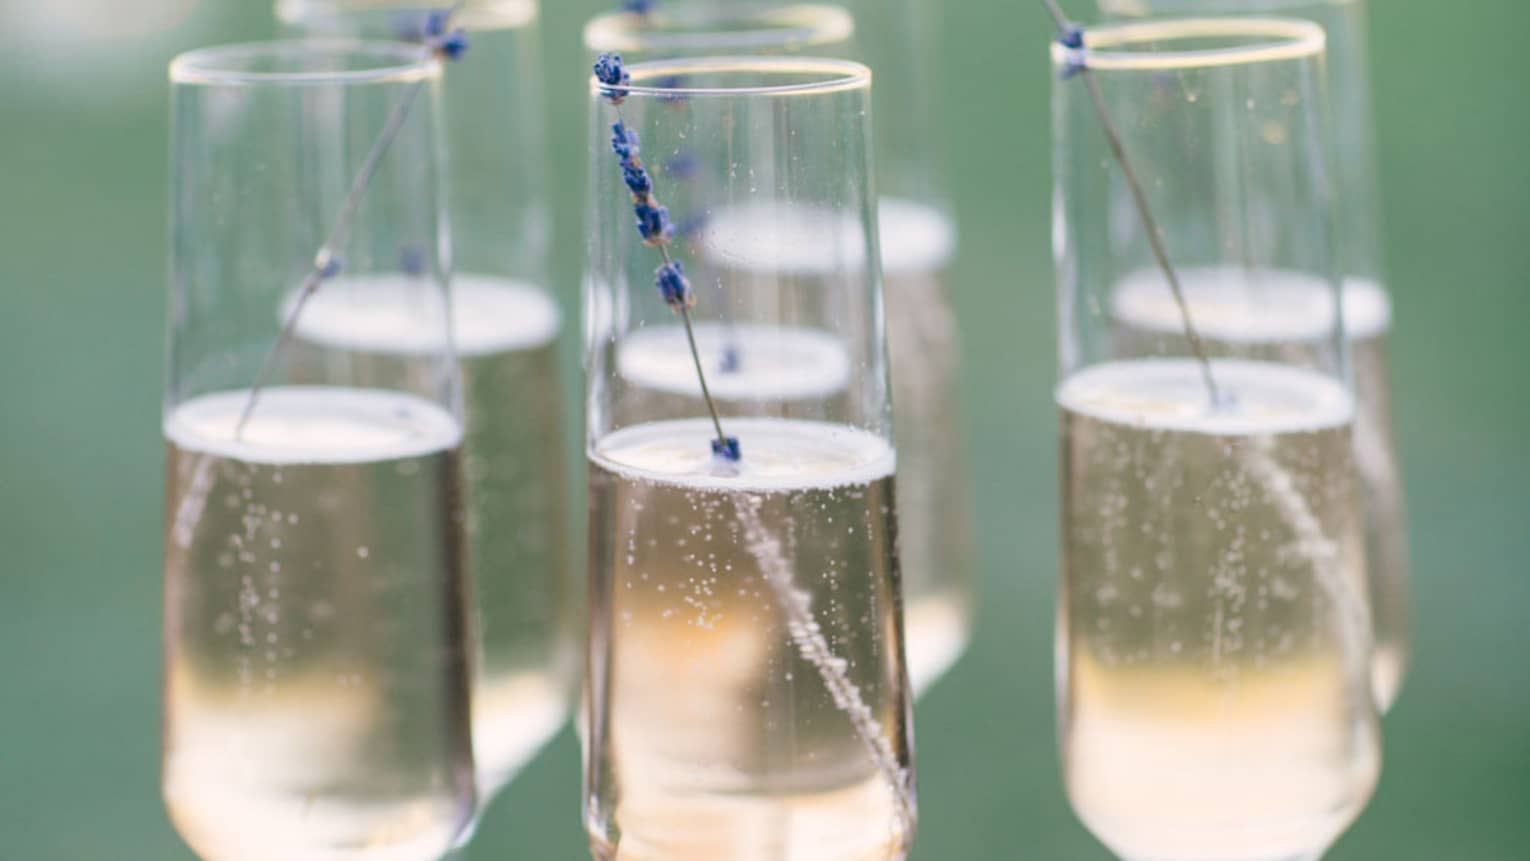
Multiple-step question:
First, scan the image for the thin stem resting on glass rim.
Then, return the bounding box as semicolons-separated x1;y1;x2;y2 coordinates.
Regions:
235;2;470;439
1044;0;1222;407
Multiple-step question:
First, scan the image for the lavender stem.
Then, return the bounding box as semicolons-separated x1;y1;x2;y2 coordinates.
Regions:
235;1;467;439
1044;0;1221;407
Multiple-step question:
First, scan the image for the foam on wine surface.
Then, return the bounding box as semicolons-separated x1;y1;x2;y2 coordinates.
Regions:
586;419;913;861
1110;267;1390;343
617;323;851;402
1058;358;1355;435
163;388;474;861
592;418;895;490
165;386;463;463
1058;360;1379;861
290;274;574;795
1107;271;1409;709
289;273;559;356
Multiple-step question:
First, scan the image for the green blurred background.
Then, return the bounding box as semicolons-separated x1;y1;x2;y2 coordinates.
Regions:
2;0;1526;857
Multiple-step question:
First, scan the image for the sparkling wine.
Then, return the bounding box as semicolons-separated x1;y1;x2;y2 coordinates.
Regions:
1109;267;1409;707
289;273;575;793
1058;359;1380;861
586;418;915;861
163;387;474;861
696;197;975;694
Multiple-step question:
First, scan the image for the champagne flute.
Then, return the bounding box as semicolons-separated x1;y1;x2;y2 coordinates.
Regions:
1050;16;1381;860
583;55;916;861
163;40;475;860
1095;0;1410;713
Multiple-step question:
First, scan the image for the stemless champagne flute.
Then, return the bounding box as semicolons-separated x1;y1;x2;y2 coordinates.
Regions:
584;57;916;861
277;0;579;799
585;0;975;697
1096;0;1409;713
1050;18;1381;861
163;41;475;860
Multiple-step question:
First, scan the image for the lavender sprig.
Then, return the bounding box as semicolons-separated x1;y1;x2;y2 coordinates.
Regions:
622;0;657;14
596;52;740;462
234;3;471;438
1044;0;1221;407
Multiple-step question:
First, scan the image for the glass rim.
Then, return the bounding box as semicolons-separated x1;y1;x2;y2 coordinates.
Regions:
169;39;439;86
595;56;870;98
274;0;539;31
1098;0;1354;13
583;2;853;54
1052;17;1325;71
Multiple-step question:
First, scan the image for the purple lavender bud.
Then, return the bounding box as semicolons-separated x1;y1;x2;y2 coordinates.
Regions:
710;436;741;462
594;53;631;103
655;260;692;308
634;201;672;244
610;122;640;164
623;163;653;198
318;256;343;279
623;0;657;13
433;28;469;61
1057;21;1086;78
1058;22;1085;49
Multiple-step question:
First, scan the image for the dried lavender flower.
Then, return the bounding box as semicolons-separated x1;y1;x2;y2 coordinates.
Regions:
595;52;739;461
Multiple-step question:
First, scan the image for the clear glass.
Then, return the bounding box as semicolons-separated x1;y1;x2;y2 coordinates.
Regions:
1051;19;1381;861
1098;0;1409;715
584;58;915;861
164;41;475;860
278;0;578;799
585;0;974;697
